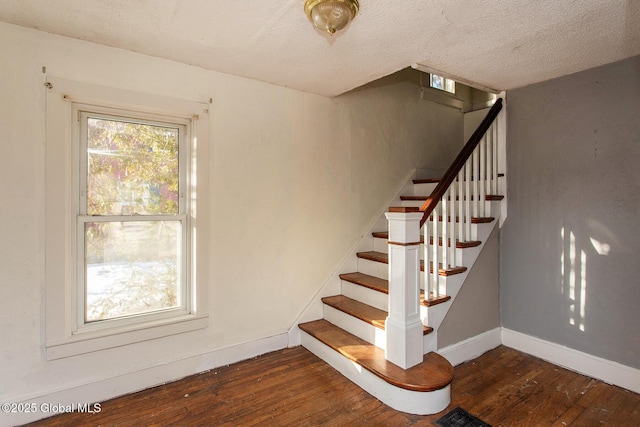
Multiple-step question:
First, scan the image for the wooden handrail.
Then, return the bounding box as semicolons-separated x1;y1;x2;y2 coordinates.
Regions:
419;98;503;227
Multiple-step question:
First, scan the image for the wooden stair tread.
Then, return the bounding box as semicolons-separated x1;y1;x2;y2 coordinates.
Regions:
322;295;432;335
299;319;453;392
339;272;450;307
357;251;467;276
383;211;494;224
340;272;388;293
413;173;504;184
422;294;452;306
371;231;481;248
401;195;504;201
429;215;495;224
413;178;441;184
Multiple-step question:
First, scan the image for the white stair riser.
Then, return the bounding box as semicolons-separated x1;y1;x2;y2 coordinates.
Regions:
423;333;437;354
341;280;388;311
399;200;501;216
323;305;387;350
401;200;423;208
412;182;438;195
375;240;485;258
323;302;434;354
358;257;463;289
357;258;389;280
374;224;491;257
373;237;389;253
341;279;431;326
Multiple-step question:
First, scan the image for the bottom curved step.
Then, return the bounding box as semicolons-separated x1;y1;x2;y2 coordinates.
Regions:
299;319;452;415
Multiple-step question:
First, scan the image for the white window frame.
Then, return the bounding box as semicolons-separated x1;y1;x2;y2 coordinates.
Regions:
45;77;209;359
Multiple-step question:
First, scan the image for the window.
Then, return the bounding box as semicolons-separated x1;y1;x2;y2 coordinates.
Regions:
430;74;456;94
45;78;209;359
78;110;188;327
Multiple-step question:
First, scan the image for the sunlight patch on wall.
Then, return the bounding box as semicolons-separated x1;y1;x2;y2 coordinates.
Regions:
560;227;586;332
589;237;611;255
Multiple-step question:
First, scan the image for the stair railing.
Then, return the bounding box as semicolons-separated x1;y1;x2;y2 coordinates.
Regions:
421;98;503;303
384;98;504;369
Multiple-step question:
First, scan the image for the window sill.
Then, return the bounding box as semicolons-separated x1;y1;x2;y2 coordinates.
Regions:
45;314;209;360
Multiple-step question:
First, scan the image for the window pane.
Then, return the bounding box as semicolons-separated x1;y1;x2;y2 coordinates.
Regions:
445;79;456;94
87;118;179;215
85;221;182;322
431;74;444;90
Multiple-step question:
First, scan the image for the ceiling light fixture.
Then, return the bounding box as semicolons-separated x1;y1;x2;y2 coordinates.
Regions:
304;0;359;36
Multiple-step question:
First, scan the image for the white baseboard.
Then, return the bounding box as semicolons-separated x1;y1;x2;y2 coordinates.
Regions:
502;328;640;394
2;334;288;426
439;327;502;366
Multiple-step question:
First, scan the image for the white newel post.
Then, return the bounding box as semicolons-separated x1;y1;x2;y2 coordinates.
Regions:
384;207;423;369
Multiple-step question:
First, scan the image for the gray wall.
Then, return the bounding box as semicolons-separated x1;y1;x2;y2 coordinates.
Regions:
501;56;640;368
439;227;500;348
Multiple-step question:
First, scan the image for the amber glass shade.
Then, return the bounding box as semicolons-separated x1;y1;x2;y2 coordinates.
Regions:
304;0;359;35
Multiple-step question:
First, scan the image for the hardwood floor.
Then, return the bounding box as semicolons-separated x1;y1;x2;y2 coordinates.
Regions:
27;345;640;426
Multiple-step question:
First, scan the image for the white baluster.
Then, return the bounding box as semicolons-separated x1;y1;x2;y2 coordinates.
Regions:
431;204;439;299
465;161;472;241
457;173;464;242
479;137;486;217
487;123;494;196
423;219;430;297
441;192;448;269
473;149;479;218
491;120;500;194
449;181;457;267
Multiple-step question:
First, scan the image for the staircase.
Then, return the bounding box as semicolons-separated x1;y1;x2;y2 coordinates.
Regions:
298;99;505;415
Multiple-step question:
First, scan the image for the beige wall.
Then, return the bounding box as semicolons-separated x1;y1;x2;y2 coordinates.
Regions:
0;22;464;422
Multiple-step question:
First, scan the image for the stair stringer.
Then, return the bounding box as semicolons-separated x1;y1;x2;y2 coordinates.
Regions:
422;213;501;353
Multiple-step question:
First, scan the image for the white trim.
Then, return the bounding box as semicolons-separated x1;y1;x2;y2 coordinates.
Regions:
411;63;500;94
438;327;502;367
502;328;640;394
3;334;288;426
46;315;210;360
440;327;640;394
44;77;210;359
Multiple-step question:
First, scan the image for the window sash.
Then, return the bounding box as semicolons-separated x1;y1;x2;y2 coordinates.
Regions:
78;110;188;217
75;108;191;332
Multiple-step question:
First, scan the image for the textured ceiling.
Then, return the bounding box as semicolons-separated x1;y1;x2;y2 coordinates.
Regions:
0;0;638;97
